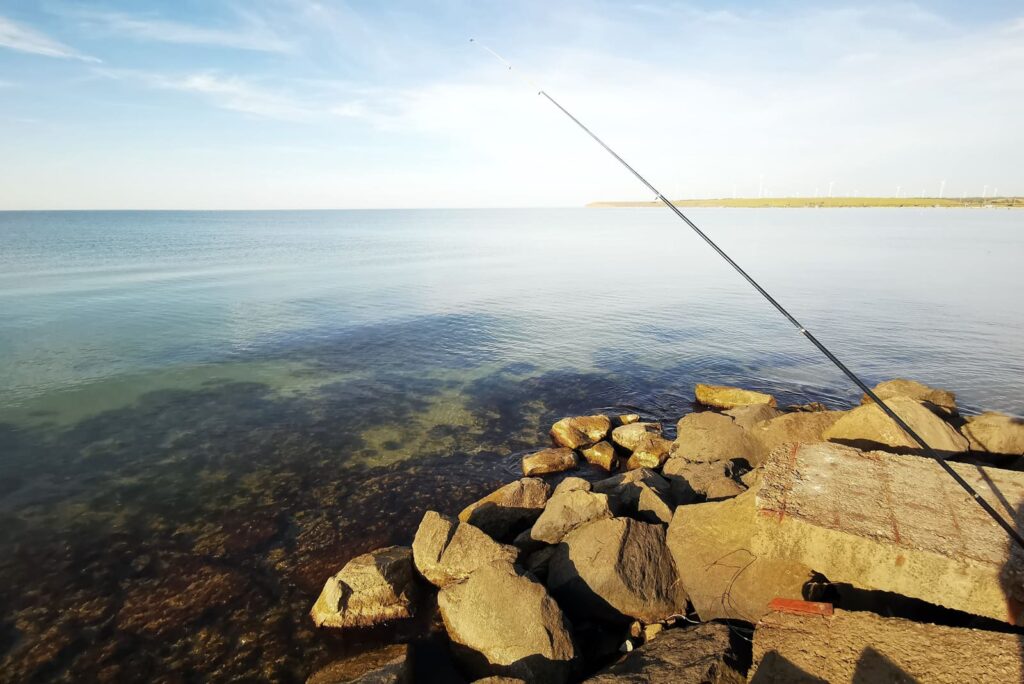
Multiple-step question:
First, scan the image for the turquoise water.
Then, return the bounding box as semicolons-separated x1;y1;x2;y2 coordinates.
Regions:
1;208;1022;680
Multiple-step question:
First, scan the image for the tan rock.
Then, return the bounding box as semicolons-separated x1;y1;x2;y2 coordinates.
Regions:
550;415;612;449
861;377;957;415
553;476;591;496
824;396;968;455
439;561;575;682
593;469;674;524
412;511;518;588
747;410;845;464
695;383;776;409
531;489;613;544
962;412;1024;456
616;414;641;426
581;441;617;471
755;442;1024;624
611;422;662;451
583;623;743;683
671;412;757;463
522;447;578;477
624;434;673;470
723;403;782;430
547;517;687;624
459;478;551;540
661;458;746;504
667;486;810;622
750;608;1023;683
310;546;417;629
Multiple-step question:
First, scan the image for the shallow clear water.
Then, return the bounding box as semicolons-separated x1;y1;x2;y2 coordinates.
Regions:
0;208;1022;680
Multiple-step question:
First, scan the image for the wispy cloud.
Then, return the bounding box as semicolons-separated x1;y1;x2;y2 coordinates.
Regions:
66;8;292;53
0;15;99;61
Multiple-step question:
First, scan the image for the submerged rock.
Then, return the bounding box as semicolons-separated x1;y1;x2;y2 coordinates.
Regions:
695;383;776;409
551;415;612;450
412;511;518;588
310;546;417;629
581;441;617;471
460;478;551;540
307;644;411;684
584;623;743;683
824;396;968;454
522;447;578;477
861;378;957;415
531;489;613;544
961;412;1024;456
438;561;575;683
671;412;756;463
611;422;662;452
547;517;686;624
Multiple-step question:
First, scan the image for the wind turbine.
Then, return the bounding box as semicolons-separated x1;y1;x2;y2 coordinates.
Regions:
896;185;902;198
939;180;946;199
828;180;835;198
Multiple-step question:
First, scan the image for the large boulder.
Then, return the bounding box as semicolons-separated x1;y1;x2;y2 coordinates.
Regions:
522;448;578;477
611;423;662;452
311;546;417;629
553;476;591;496
531;489;613;544
671;412;757;463
667;485;811;622
824;396;968;455
747;410;846;464
861;378;957;415
661;458;745;504
583;623;743;683
723;403;782;430
961;412;1024;456
592;469;674;524
307;644;410;684
551;415;612;449
581;441;617;471
547;518;686;624
624;434;673;470
412;511;518;588
695;383;776;409
460;478;551;540
438;561;575;683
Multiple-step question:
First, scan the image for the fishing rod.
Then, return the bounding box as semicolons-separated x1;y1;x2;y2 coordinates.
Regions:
471;39;1024;551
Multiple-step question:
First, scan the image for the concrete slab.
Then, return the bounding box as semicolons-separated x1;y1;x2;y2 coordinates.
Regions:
754;442;1024;624
749;607;1024;683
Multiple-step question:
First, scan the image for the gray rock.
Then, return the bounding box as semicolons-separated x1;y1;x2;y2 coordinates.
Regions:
531;489;613;544
547;518;686;624
459;478;551;540
310;546;417;629
583;623;743;683
439;561;575;683
412;511;518;588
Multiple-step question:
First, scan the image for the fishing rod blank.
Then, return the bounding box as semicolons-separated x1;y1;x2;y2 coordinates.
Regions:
471;39;1024;551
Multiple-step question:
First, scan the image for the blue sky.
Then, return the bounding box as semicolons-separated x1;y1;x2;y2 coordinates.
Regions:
1;1;1022;209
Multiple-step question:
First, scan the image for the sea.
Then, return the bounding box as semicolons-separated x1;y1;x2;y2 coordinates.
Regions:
1;207;1022;680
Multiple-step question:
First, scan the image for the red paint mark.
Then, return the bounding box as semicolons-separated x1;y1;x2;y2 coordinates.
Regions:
769;598;834;617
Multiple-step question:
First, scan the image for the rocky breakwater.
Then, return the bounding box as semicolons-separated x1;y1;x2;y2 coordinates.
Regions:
306;379;1024;683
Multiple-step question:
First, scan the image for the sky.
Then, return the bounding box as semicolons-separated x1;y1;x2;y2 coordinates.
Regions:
0;1;1022;209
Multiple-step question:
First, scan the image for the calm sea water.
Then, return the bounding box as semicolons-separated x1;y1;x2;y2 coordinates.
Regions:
1;208;1022;681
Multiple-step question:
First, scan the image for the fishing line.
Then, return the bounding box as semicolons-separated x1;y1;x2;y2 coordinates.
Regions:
471;39;1024;551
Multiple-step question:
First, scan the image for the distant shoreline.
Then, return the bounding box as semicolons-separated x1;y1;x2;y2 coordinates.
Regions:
587;197;1023;209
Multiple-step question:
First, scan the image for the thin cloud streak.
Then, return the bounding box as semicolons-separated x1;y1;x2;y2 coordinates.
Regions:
0;15;99;61
67;8;293;53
